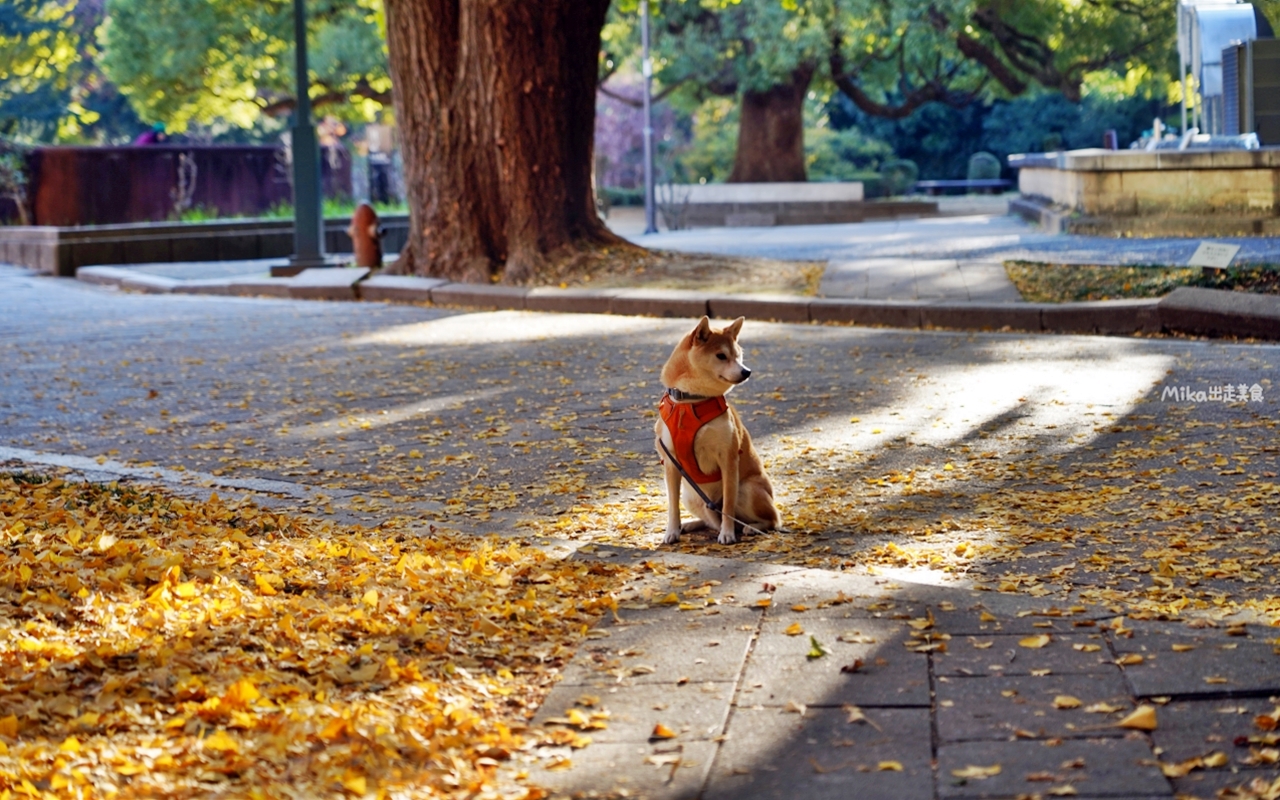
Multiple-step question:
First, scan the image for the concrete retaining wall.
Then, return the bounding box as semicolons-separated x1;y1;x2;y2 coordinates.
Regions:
1009;148;1280;236
0;215;409;277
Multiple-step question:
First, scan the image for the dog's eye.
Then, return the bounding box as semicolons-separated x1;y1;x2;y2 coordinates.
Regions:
716;353;728;361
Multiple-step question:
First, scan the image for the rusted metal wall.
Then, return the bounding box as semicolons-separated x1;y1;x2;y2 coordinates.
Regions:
7;145;352;227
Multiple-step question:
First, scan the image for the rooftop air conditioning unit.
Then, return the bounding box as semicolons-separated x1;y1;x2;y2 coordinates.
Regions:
1223;38;1280;143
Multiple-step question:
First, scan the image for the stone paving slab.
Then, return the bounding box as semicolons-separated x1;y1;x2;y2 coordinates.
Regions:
1114;632;1280;698
742;617;930;708
702;707;933;800
931;604;1112;636
936;672;1135;741
936;633;1118;677
532;740;718;800
555;606;759;687
1171;766;1280;799
936;737;1171;798
532;680;734;743
288;266;370;300
959;264;1024;303
759;567;924;617
1148;698;1280;764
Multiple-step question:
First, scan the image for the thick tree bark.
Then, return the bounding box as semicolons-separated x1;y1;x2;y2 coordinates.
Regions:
383;0;621;283
727;64;814;184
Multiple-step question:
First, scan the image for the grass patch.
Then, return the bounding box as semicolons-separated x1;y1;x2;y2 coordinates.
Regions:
1004;261;1280;303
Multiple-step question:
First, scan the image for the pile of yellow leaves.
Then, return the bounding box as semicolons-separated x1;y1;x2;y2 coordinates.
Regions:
0;474;627;798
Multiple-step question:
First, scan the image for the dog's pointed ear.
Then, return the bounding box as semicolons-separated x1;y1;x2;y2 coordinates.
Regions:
724;316;745;340
692;316;712;343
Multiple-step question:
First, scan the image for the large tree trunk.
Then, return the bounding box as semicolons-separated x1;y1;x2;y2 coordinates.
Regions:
727;64;814;184
383;0;621;283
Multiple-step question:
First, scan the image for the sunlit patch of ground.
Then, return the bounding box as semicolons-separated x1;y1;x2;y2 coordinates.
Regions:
537;241;823;296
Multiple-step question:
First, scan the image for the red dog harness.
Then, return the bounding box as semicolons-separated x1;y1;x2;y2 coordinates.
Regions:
659;393;728;484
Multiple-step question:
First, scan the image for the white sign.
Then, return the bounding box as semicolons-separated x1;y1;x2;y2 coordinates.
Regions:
1187;241;1241;269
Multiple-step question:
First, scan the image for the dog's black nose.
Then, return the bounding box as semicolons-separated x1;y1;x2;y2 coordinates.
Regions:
740;367;752;380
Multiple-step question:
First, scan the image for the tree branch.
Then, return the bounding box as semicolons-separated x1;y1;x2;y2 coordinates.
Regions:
829;29;952;119
260;78;392;117
597;77;689;108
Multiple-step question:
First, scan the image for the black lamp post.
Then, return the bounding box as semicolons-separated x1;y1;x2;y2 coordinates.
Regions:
274;0;327;276
641;0;657;235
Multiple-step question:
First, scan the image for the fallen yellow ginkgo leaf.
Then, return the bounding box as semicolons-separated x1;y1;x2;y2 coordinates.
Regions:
1116;705;1157;730
951;764;1001;779
784;622;804;636
1019;634;1051;649
203;730;239;752
1202;751;1229;768
1083;702;1125;714
877;760;903;771
1053;695;1082;709
650;723;678;739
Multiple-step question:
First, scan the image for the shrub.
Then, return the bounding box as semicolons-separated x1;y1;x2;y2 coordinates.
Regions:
879;158;919;196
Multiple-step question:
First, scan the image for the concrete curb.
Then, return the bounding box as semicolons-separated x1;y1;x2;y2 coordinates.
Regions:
1158;286;1280;340
71;266;1278;340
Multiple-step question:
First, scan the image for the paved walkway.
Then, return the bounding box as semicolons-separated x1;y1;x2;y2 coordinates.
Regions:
2;266;1279;799
628;212;1280;304
32;208;1280;306
530;553;1280;800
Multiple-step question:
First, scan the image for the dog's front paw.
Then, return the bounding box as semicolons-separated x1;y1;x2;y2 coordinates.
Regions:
717;528;738;545
662;528;682;545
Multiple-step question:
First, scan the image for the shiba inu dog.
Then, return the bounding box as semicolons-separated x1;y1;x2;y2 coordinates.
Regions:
655;316;779;545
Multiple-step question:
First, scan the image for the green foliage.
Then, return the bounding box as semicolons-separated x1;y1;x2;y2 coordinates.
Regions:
654;90;893;184
830;86;1171;179
99;0;389;132
806;125;892;181
178;197;406;222
667;97;738;183
0;0;134;142
966;151;1001;181
655;0;827;97
879;158;919;196
0;140;31;224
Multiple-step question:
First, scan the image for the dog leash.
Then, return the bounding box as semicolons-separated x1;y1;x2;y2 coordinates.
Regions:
657;438;767;538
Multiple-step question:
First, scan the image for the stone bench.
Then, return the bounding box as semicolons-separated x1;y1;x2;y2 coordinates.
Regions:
914;179;1012;195
660;182;937;228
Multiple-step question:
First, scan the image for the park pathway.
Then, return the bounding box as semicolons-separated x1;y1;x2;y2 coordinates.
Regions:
1;264;1279;798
